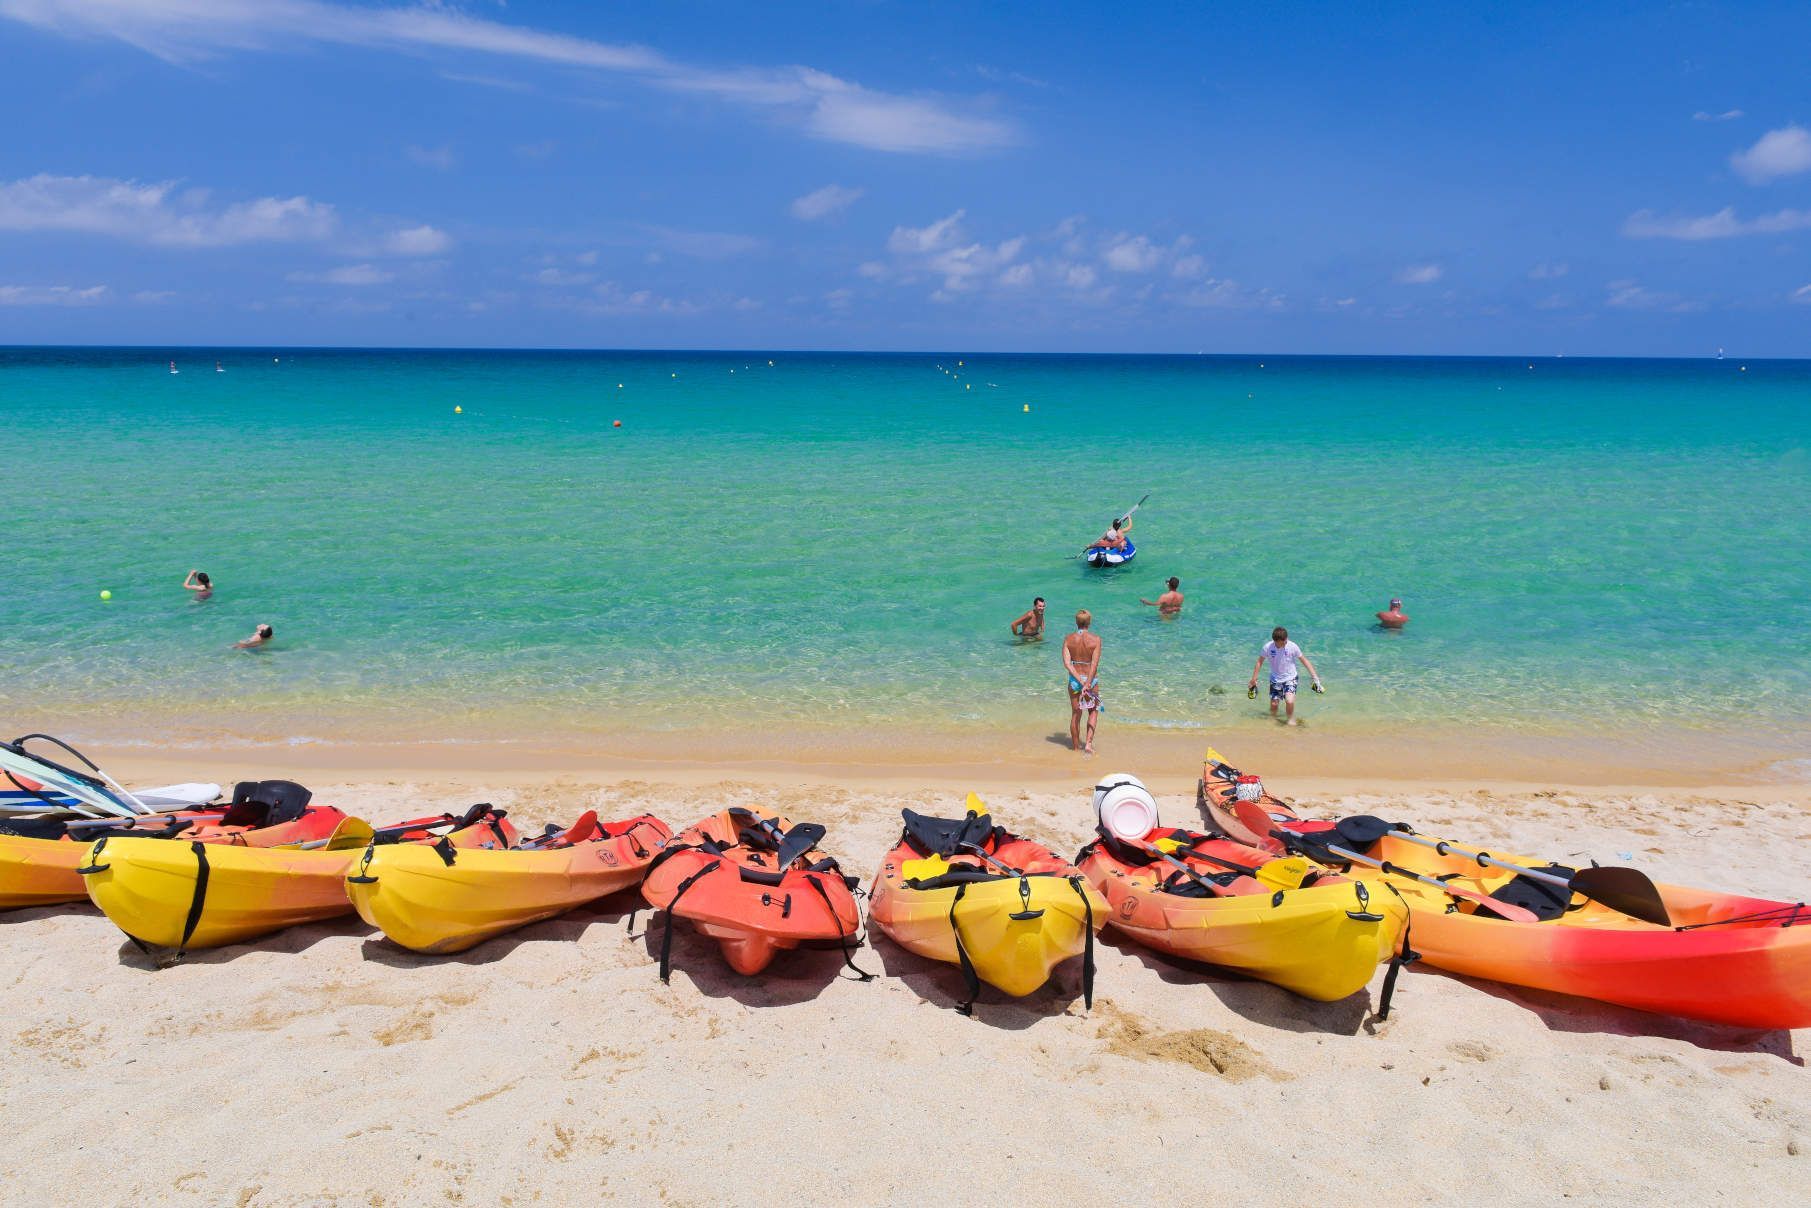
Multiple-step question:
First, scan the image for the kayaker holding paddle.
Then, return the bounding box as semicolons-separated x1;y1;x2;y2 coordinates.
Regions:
1088;516;1131;553
1248;626;1322;725
1063;610;1102;755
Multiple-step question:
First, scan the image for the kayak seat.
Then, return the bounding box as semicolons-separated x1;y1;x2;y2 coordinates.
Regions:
902;867;1002;891
1480;865;1578;922
219;779;313;829
900;809;1000;859
1159;869;1240;898
0;816;72;840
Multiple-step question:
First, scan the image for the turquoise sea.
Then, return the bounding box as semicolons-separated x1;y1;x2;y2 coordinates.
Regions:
4;347;1809;761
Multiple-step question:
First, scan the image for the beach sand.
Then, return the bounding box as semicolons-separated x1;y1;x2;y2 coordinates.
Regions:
3;751;1808;1205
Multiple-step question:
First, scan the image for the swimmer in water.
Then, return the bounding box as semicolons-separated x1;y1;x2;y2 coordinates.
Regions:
1011;597;1046;639
1376;598;1409;629
1141;576;1184;614
183;569;213;602
233;623;273;649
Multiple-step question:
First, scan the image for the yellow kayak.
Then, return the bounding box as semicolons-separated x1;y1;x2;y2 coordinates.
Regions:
347;813;670;954
81;807;518;953
1076;826;1408;1003
867;798;1106;1010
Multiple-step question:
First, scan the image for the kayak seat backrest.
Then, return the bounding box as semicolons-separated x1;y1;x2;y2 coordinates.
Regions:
901;866;1001;891
220;779;313;829
1481;865;1578;922
0;816;70;840
900;809;998;858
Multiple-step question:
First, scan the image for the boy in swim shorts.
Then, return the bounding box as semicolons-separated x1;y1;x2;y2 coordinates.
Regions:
1248;626;1322;726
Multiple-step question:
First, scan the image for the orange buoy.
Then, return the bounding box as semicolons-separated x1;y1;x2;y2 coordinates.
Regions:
613;420;623;428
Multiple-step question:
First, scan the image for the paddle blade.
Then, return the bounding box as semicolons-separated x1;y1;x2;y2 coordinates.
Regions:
320;818;377;851
1573;867;1672;927
1254;856;1313;892
1231;799;1287;854
964;791;988;817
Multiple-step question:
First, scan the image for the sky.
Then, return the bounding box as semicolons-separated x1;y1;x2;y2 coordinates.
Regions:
1;0;1809;355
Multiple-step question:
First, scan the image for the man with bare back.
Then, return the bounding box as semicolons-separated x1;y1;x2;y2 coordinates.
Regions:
1063;609;1103;755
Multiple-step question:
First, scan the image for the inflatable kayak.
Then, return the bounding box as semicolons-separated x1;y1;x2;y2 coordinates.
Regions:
1077;823;1408;1003
868;797;1105;1010
1083;540;1134;567
347;811;670;954
81;801;517;954
1203;755;1811;1029
641;807;867;978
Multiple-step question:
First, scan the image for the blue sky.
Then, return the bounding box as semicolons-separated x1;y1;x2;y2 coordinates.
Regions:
1;0;1808;354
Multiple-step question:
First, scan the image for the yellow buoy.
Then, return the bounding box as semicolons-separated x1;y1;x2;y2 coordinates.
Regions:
100;590;112;601
1023;404;1030;413
454;405;462;414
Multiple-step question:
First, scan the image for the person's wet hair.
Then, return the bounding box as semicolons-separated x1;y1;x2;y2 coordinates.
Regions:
1273;626;1287;641
1167;577;1179;590
196;572;210;587
1033;597;1044;606
257;624;273;638
1076;610;1092;629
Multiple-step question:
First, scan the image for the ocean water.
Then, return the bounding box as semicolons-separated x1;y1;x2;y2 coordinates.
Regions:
4;347;1809;753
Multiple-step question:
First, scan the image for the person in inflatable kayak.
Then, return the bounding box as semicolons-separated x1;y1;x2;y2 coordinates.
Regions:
1087;515;1132;552
1248;626;1322;725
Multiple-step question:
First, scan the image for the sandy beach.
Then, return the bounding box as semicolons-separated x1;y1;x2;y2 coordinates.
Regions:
5;749;1807;1206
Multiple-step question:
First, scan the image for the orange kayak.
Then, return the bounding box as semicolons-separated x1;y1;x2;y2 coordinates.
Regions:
1203;754;1811;1029
640;807;868;978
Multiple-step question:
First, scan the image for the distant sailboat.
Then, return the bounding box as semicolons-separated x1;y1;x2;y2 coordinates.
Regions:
169;361;178;374
1717;347;1726;360
216;361;224;373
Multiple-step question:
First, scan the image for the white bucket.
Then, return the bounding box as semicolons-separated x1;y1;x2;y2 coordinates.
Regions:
1092;773;1160;841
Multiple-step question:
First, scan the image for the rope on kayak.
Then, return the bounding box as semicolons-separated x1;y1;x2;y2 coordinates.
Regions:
803;872;874;982
948;881;981;1016
1672;902;1806;932
656;859;722;983
1068;875;1095;1011
1374;882;1419;1022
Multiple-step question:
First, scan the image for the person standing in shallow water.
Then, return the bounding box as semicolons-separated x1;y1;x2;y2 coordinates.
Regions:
1063;610;1102;755
1376;598;1409;629
183;569;213;601
1141;577;1183;614
1011;597;1046;639
1248;626;1323;726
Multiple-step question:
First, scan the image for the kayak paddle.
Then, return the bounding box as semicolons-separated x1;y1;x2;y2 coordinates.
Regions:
1330;815;1671;927
1231;799;1539;924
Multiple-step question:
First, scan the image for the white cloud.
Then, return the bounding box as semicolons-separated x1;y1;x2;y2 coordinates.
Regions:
1061;262;1098;290
1171;254;1207;280
1395;263;1443;285
856;260;888;280
1529;261;1569;280
586;281;702;315
1693;109;1744;122
132;289;175;303
385;224;451;255
404;144;455;171
528;267;594;286
1;0;1015;154
1605;279;1701;312
789;184;863;221
998;263;1033;288
1792;284;1811;304
888;211;966;255
1623;206;1811;240
1730;125;1811;184
0;282;108;305
1102;234;1162;273
1172;279;1284;310
0;173;336;246
823;287;853;310
287;263;394;285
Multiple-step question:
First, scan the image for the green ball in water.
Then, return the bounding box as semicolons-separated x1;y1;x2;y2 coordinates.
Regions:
100;590;112;601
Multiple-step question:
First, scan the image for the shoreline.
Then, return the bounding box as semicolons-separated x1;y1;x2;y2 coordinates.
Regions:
52;718;1810;798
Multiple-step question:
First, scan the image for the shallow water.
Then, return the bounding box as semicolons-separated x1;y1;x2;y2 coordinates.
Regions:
4;347;1808;752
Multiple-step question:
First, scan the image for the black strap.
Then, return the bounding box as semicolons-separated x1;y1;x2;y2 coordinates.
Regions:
431;836;458;866
657;860;722;982
177;841;212;955
1069;875;1095;1010
948;880;981;1015
803;873;874;981
1375;881;1418;1021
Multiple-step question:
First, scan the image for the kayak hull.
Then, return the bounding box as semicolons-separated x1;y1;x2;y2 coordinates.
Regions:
1202;766;1811;1028
1083;540;1135;567
0;835;92;908
869;829;1105;999
641;810;861;976
1078;829;1406;1002
347;815;669;954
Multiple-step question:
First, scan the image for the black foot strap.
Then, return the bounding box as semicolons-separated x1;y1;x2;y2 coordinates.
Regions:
657;860;722;983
